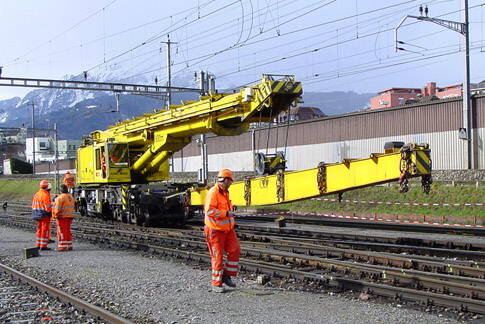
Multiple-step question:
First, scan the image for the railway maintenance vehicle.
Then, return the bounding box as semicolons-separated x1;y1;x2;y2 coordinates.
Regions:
75;74;432;226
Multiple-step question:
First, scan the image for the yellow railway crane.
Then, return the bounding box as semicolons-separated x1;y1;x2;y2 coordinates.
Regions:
76;74;432;226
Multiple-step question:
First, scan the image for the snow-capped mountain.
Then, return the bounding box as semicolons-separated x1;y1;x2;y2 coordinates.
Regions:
0;71;199;139
0;97;21;123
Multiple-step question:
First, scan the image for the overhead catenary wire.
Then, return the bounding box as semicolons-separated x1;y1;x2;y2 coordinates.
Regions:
7;0;119;65
116;0;314;81
215;4;482;81
166;0;338;77
214;3;484;91
5;0;483;96
117;0;335;81
7;0;438;84
171;0;419;73
125;0;444;83
211;1;480;78
84;1;241;73
304;45;484;86
5;0;220;68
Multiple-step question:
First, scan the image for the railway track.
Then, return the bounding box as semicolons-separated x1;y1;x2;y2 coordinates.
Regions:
4;202;485;235
0;261;132;323
234;222;485;258
1;207;484;316
233;212;485;236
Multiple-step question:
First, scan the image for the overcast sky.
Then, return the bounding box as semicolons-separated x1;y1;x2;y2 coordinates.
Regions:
0;0;484;100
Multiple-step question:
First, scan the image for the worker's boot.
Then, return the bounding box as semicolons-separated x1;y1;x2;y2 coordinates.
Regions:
211;285;225;293
222;275;236;288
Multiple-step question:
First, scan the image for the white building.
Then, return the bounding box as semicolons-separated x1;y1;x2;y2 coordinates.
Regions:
25;138;81;163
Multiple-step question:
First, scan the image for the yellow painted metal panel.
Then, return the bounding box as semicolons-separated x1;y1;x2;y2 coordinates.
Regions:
77;146;95;184
145;160;169;182
190;146;431;207
107;167;131;183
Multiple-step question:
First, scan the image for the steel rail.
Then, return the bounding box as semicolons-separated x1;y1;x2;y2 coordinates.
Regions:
69;223;485;299
238;246;485;299
2;215;485;314
250;235;485;265
6;202;485;240
0;263;133;324
236;214;485;236
235;223;485;249
72;220;485;278
4;215;484;279
75;232;485;315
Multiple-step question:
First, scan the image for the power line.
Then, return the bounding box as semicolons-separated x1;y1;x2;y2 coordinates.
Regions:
212;3;483;86
84;1;241;73
8;0;119;65
98;0;298;80
95;0;334;81
304;45;484;86
5;0;220;68
167;0;432;80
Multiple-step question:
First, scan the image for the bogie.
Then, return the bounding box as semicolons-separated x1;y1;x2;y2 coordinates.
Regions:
74;183;195;227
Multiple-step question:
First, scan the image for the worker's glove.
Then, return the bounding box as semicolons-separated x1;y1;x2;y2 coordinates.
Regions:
227;211;236;218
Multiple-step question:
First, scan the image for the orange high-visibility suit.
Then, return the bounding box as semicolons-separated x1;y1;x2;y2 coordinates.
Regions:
32;189;52;248
53;193;75;251
204;183;240;287
63;173;76;188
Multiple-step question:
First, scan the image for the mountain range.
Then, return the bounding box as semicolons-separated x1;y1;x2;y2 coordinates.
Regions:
0;73;375;139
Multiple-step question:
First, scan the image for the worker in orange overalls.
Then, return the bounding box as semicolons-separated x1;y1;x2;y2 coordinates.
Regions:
53;184;75;251
63;171;76;194
101;155;107;178
204;169;240;293
32;180;52;250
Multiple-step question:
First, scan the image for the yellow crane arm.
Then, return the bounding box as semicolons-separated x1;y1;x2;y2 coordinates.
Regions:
81;75;302;182
190;143;432;206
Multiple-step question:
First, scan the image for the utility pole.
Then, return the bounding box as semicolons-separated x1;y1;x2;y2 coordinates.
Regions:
54;123;59;192
161;35;177;171
395;0;473;169
29;101;36;174
197;134;208;184
161;35;177;109
461;0;472;169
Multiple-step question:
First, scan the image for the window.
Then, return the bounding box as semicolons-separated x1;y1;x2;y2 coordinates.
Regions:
107;143;129;167
95;149;101;170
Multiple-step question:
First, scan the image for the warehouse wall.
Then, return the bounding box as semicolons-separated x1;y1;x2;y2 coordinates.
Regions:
172;95;485;171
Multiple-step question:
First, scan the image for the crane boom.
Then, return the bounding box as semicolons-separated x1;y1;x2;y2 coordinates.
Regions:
190;143;432;206
78;74;302;184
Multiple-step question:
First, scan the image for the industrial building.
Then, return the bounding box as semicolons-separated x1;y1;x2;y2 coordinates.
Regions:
25;138;82;163
172;94;484;172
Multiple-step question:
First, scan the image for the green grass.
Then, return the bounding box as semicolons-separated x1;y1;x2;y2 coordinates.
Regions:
1;178;483;219
265;183;485;218
0;178;58;202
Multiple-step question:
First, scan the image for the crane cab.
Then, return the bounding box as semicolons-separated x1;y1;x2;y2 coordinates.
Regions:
77;142;131;184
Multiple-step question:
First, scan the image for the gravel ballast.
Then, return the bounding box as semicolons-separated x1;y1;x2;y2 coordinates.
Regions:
0;225;466;323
